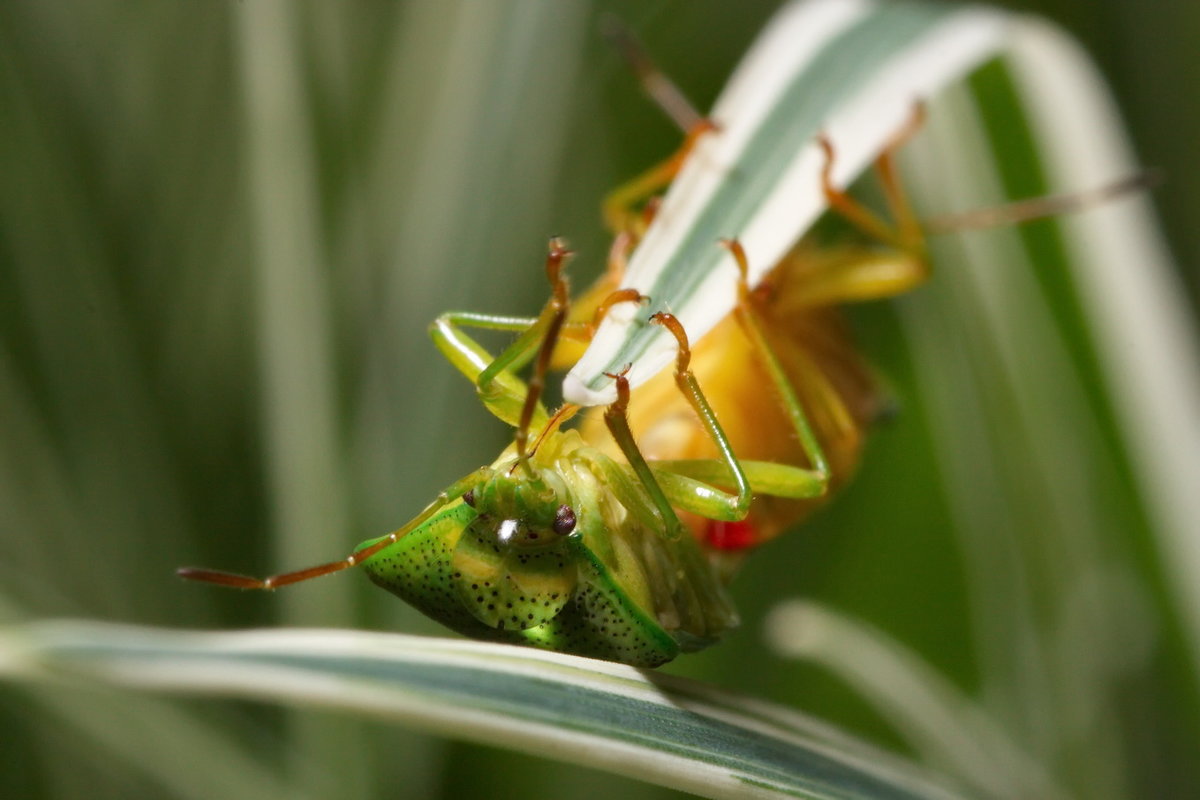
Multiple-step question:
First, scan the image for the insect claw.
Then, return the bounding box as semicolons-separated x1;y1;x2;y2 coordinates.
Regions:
603;366;633;410
589;288;648;335
603;362;633;381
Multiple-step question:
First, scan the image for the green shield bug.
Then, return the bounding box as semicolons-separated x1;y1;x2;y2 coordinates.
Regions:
180;1;1147;666
180;241;751;667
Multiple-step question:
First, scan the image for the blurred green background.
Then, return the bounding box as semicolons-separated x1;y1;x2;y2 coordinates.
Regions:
0;1;1195;798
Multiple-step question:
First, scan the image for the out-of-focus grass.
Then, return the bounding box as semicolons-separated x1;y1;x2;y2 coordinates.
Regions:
0;1;1195;798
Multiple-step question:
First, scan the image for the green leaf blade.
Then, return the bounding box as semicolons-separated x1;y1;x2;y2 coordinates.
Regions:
2;621;965;800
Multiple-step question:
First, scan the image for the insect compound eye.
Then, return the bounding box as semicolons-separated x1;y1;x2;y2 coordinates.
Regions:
553;504;577;537
462;489;476;508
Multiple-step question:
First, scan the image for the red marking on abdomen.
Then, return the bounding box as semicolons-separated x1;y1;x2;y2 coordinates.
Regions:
705;518;759;551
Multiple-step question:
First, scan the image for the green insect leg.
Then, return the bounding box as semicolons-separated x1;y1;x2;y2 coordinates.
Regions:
576;440;739;646
642;241;838;534
599;361;743;640
819;101;929;256
601;119;716;236
643;312;754;523
429;309;545;428
427;240;576;434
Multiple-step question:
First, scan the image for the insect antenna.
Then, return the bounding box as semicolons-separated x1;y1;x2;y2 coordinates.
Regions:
177;558;356;590
178;467;491;590
177;534;400;590
923;170;1161;235
528;403;581;460
511;239;573;477
600;15;703;134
